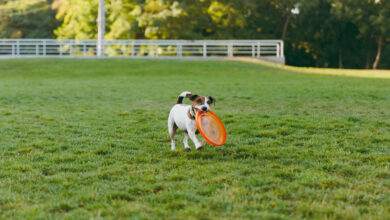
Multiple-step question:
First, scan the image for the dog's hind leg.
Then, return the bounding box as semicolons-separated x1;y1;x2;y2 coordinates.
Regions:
183;131;191;150
168;116;177;151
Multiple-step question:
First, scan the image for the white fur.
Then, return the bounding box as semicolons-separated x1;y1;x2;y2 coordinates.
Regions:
168;104;202;151
179;91;192;97
168;92;212;151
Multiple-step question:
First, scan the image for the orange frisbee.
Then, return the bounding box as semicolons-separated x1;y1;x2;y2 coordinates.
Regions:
196;111;227;146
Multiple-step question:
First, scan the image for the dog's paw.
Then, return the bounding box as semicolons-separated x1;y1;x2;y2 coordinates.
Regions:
185;147;191;151
196;146;203;151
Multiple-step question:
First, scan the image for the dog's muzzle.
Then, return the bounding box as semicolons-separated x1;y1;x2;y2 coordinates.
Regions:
195;105;209;113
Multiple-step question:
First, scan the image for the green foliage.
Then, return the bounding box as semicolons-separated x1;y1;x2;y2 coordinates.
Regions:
1;0;390;68
106;0;141;39
137;0;200;39
286;0;390;69
0;58;390;218
49;0;390;69
0;0;59;38
52;0;99;39
290;0;359;68
331;0;390;69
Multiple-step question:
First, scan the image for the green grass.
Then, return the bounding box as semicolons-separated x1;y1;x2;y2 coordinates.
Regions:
234;57;390;79
0;58;389;219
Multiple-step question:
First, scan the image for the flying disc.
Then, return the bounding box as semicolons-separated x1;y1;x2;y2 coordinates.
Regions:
196;111;227;146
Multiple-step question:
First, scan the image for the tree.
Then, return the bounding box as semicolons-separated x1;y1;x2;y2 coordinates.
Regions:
371;0;390;69
334;0;390;69
272;0;300;40
52;0;99;39
136;0;210;39
106;0;142;39
0;0;59;38
6;0;387;69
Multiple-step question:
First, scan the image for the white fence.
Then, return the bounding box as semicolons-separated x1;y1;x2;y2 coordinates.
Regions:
0;39;283;59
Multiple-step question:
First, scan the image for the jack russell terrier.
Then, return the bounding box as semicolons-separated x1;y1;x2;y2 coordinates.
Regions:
168;91;215;151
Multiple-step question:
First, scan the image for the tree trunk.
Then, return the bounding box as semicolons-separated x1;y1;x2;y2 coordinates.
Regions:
338;49;343;69
282;12;291;40
373;34;383;70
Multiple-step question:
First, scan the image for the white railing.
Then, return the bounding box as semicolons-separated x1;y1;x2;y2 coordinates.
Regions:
0;39;284;58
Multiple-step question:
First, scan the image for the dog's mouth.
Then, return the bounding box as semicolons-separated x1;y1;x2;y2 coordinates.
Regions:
194;108;199;114
194;106;209;113
193;108;203;116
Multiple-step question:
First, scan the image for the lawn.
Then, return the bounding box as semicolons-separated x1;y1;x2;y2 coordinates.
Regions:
0;58;389;219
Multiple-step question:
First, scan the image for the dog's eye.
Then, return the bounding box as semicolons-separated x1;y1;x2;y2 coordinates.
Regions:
197;99;202;103
207;101;211;104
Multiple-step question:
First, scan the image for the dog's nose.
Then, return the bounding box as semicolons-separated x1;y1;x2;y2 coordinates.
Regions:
201;106;207;111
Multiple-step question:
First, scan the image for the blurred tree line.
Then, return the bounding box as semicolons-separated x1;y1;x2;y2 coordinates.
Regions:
0;0;59;38
0;0;389;69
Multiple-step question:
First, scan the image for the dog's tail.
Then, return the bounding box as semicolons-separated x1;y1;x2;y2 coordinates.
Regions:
177;91;192;104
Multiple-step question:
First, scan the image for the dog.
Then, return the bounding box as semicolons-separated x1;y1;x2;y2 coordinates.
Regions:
168;91;215;151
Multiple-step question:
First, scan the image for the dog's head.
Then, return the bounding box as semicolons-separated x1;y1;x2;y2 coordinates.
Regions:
189;94;216;112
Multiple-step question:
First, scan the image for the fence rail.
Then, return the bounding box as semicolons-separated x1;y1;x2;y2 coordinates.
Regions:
0;39;284;58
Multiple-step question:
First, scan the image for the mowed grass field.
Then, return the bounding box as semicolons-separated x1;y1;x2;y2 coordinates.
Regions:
0;58;389;219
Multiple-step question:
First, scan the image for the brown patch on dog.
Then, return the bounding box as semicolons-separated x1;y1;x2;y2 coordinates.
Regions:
189;94;199;101
208;96;216;105
191;96;205;109
176;97;184;104
177;93;193;104
187;109;195;120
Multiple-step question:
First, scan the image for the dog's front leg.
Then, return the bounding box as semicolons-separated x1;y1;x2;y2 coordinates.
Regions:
188;129;203;150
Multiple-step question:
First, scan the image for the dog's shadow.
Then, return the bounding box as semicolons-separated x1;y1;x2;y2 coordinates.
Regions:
164;144;231;161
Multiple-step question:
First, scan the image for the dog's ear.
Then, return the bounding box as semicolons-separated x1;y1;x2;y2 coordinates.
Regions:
209;96;216;105
189;94;199;101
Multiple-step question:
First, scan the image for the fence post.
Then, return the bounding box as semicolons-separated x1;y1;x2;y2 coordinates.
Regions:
131;41;135;56
228;43;233;57
203;42;207;57
281;41;284;57
252;43;255;57
83;43;87;56
43;40;46;56
60;44;63;56
12;44;15;56
257;42;260;58
36;44;39;56
155;44;158;57
70;43;73;56
177;43;182;57
276;44;280;57
16;40;20;56
122;42;125;56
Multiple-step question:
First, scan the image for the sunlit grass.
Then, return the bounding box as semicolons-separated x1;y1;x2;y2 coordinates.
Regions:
0;58;389;219
233;57;390;79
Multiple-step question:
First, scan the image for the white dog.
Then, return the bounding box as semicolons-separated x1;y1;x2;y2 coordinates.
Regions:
168;91;215;151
